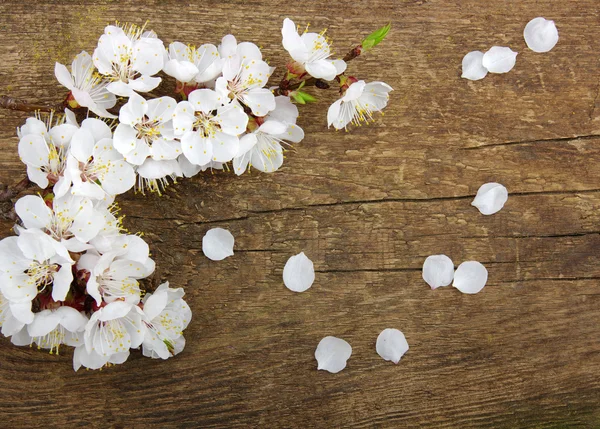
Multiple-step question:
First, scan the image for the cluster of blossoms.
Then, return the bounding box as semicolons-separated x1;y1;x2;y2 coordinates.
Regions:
0;19;391;370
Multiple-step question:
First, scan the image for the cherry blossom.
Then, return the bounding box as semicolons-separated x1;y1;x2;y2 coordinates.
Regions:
141;282;191;359
328;80;392;130
93;23;166;97
282;18;346;80
55;51;117;118
174;88;248;166
233;96;304;174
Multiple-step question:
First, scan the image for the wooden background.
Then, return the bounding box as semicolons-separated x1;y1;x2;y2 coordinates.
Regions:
0;1;599;427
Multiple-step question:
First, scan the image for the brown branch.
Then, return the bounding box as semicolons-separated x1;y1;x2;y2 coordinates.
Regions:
0;96;65;113
0;177;32;202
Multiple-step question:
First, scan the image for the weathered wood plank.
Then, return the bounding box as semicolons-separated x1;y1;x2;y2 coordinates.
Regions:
0;0;599;428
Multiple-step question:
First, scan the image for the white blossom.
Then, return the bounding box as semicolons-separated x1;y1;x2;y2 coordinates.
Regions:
174;89;248;166
141;282;191;359
15;193;106;251
282;18;346;80
164;41;223;84
328;80;392;130
18;113;78;196
114;93;180;165
233;96;304;175
93;23;166;97
11;306;87;353
66;118;136;199
83;300;145;360
54;51;117;118
215;35;276;116
0;231;73;317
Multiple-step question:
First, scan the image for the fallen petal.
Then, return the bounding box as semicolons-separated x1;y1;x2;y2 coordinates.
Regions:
422;254;454;289
376;328;409;364
461;51;488;81
524;17;559;53
453;261;488;294
315;336;352;373
202;228;235;261
283;252;315;292
472;182;508;215
482;47;518;74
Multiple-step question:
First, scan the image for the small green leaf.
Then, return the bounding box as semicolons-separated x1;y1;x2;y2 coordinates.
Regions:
291;92;306;104
362;23;391;50
291;90;317;104
297;91;317;103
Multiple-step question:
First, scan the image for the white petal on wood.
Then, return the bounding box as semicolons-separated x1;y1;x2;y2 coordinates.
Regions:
461;51;488;81
482;47;518;74
315;336;352;373
471;182;508;215
202;228;235;261
453;261;488;294
524;17;559;53
422;254;455;289
283;252;315;292
376;328;409;364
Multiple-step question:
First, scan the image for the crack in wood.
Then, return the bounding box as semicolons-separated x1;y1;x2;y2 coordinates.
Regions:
461;134;600;150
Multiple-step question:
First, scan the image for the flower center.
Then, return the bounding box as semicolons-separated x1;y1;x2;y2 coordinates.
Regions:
135;118;162;144
26;260;59;292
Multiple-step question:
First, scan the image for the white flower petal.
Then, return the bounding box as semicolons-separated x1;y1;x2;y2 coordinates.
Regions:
305;59;338;81
482;46;518;74
461;51;488;81
453;261;488;294
376;328;409;364
15;195;52;230
54;62;74;90
422;254;454;289
17;229;56;262
188;89;219;114
164;59;199;83
52;263;74;301
471;182;508;215
315;336;352;373
202;227;235;261
243;88;276;117
129;75;162;93
524;17;559;53
27;310;61;337
258;120;287;135
107;81;134;97
181;132;212;166
283;252;315;292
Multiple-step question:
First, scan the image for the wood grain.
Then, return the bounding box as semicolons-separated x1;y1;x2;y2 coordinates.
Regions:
0;0;599;428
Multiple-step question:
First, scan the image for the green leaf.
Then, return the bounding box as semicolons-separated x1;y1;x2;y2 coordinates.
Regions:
362;23;391;50
291;90;317;104
291;92;306;104
297;91;317;103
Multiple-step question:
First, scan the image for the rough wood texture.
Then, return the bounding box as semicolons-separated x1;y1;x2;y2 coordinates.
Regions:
1;1;599;428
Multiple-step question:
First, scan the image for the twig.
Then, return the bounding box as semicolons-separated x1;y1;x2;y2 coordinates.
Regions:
0;177;32;202
0;96;64;113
